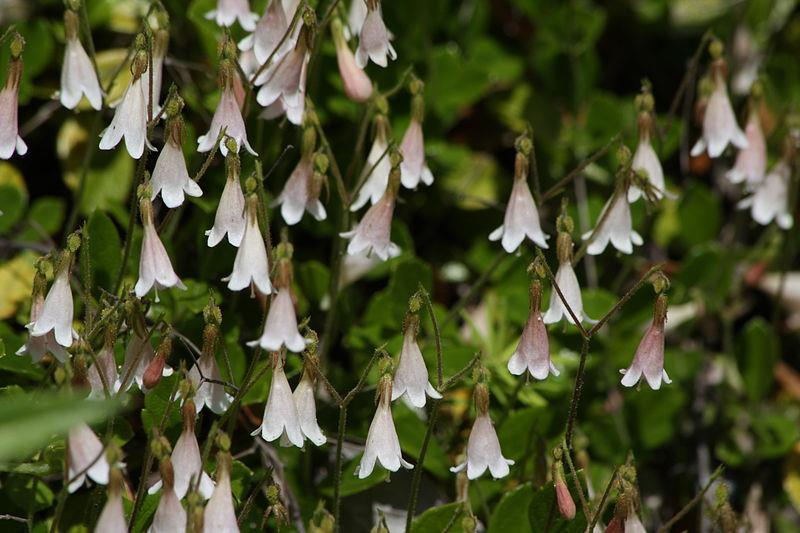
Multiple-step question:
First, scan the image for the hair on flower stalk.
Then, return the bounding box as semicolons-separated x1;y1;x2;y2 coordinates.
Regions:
351;97;393;211
60;5;102;110
189;299;234;414
0;31;27;159
224;179;273;296
273;117;328;224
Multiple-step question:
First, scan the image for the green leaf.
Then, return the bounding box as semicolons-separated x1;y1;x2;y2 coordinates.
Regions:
736;318;778;401
5;474;54;513
394;403;451;479
80;149;134;219
490;483;534;533
84;210;122;297
321;456;389;498
677;183;721;247
411;502;466;533
0;184;27;235
141;374;181;435
19;197;66;241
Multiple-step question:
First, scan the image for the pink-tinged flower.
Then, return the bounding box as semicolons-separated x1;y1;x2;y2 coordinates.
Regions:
251;353;304;447
239;0;292;66
198;63;257;156
726;110;766;187
543;234;596;325
94;473;127;533
149;401;215;499
135;199;186;299
206;0;258;31
508;281;558;379
629;115;668;202
203;452;239;533
350;118;391;211
223;195;272;295
61;10;102;110
450;384;513;480
357;375;413;479
342;188;400;261
207;152;246;247
621;294;671;390
189;347;233;415
67;422;110;493
624;511;647;533
333;18;373;103
348;0;368;37
399;119;433;189
120;332;173;391
0;37;27;160
250;287;308;352
255;35;309;126
583;192;643;255
27;256;77;349
17;275;71;362
148;460;186;533
391;316;441;408
273;156;327;225
691;64;748;158
150;126;202;209
293;368;326;446
556;479;576;520
87;345;121;399
355;1;396;69
738;160;794;230
99;72;154;159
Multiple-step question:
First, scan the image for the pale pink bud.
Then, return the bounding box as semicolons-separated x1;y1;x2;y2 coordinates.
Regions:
621;295;671;390
202;459;238;533
341;191;400;261
355;2;396;69
399;119;433;189
357;378;412;478
0;59;27;159
556;480;576;519
61;34;102;110
206;169;246;247
135;203;186;299
67;422;110;493
249;287;308;352
726;111;766;188
205;0;258;31
120;333;173;391
99;75;154;159
223;201;272;295
335;30;373;103
151;138;203;208
189;350;234;415
391;324;441;408
543;261;596;326
737;160;794;230
272;157;327;225
489;176;549;252
251;355;304;447
583;193;643;255
690;70;748;158
450;413;514;480
27;263;77;349
350;130;391;210
293;371;326;446
198;87;257;156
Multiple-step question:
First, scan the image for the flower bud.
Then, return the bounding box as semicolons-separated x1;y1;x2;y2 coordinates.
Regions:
10;33;25;59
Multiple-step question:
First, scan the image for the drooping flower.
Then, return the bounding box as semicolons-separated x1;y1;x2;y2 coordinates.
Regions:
0;33;27;160
223;193;272;295
206;0;258;30
17;270;71;362
399;84;433;189
726;107;766;188
207;148;247;247
508;280;558;379
348;0;368;37
621;293;671;390
629;100;669;202
357;374;413;479
583;191;643;255
189;327;234;415
251;352;304;448
624;511;647;533
293;361;326;446
27;252;77;349
273;129;327;224
67;422;110;493
87;344;121;400
148;458;187;533
342;167;401;261
120;331;174;391
543;232;596;325
490;140;549;252
149;400;215;499
738;159;794;230
255;26;310;126
60;9;102;110
250;253;308;352
203;449;239;533
332;17;373;103
239;0;292;67
690;56;748;158
350;112;392;211
150;108;202;208
355;0;396;69
99;50;154;159
198;56;257;157
450;382;513;480
135;197;186;299
94;469;127;533
554;457;576;520
391;314;441;408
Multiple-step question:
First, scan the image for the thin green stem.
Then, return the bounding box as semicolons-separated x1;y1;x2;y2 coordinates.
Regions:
405;400;441;531
561;441;591;521
587;263;664;336
540;134;621;202
655;466;723;533
332;404;348;532
564;338;590;448
417;284;443;388
587;466;619;532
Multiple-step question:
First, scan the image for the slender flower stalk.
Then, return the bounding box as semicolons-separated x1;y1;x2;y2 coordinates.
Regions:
391;314;441;408
621;293;671;390
206;0;258;30
207;145;247;247
0;33;27;159
399;79;434;189
67;422;110;493
28;246;79;349
94;469;127;532
357;373;413;478
351;107;392;211
508;279;558;379
355;0;396;68
150;97;203;208
543;231;596;325
224;192;272;295
60;8;102;110
135;195;186;299
332;17;373;103
251;351;304;447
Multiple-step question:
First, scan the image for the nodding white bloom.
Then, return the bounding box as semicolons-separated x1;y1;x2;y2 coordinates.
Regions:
189;349;233;415
198;61;257;157
27;255;77;349
252;354;304;447
543;233;596;325
355;0;396;68
61;10;102;110
348;0;368;37
357;375;413;479
148;460;187;533
508;281;558;379
738;160;794;229
150;119;202;208
146;29;169;115
399;119;433;189
67;422;110;493
624;510;647;533
99;58;154;159
87;345;121;399
203;452;239;533
239;0;292;66
333;18;373;103
621;294;671;390
726;109;767;188
149;401;215;499
17;272;71;362
450;384;513;480
629;112;668;202
255;32;309;126
690;62;748;158
0;38;27;159
250;285;308;352
207;152;246;247
94;472;127;533
583;191;643;255
224;195;272;295
342;182;401;261
350;116;391;211
391;316;441;408
293;367;326;446
489;150;549;252
273;155;327;225
206;0;258;30
135;199;186;299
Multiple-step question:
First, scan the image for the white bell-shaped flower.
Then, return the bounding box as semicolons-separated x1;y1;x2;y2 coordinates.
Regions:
67;422;110;493
189;348;233;415
738;160;794;229
293;367;326;446
250;287;307;352
203;452;239;533
27;255;77;349
99;65;154;159
146;29;169;115
391;316;441;408
355;0;396;68
621;294;671;390
252;353;304;447
272;156;327;225
198;63;257;157
255;30;309;120
690;63;748;158
333;18;373;103
150;122;202;208
135;198;186;299
508;281;558;379
342;187;400;261
543;233;596;325
206;151;247;247
399;118;433;189
583;191;643;255
87;345;121;399
239;0;292;66
629;112;668;202
94;472;127;533
0;42;27;159
223;195;272;295
348;0;368;37
18;274;71;362
206;0;258;30
357;375;413;479
148;459;187;533
60;10;102;110
726;109;766;188
350;117;391;211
